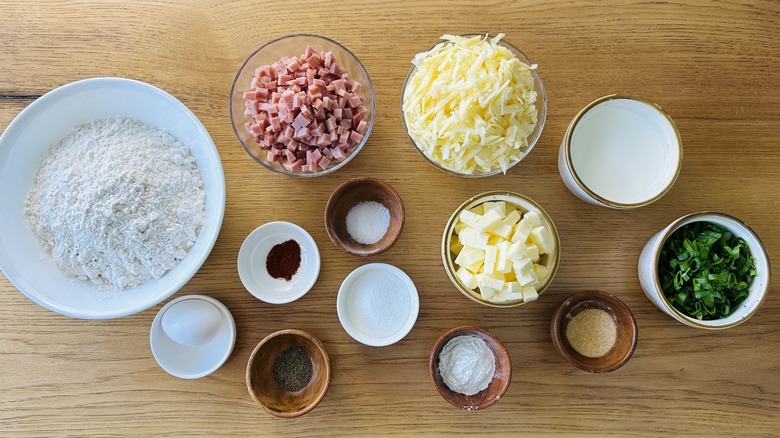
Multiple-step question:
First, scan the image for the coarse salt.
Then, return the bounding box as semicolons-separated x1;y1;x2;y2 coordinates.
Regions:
346;201;390;245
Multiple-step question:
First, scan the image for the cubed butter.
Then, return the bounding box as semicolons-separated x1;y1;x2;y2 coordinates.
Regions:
479;286;497;301
525;243;540;262
506;240;527;262
533;264;549;282
503;209;522;226
489;223;513;239
482;201;506;216
530;226;554;254
478;209;504;232
456;266;478;289
512;258;533;277
458;227;489;249
483;245;497;275
521;285;538;301
517;267;537;286
522;210;542;227
458;209;481;228
476;273;505;291
511;219;532;243
450;235;463;255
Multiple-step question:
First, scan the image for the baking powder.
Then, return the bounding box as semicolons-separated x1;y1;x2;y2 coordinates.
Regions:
438;335;496;396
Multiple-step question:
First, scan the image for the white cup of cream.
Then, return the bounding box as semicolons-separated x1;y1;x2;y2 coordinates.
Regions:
558;95;682;209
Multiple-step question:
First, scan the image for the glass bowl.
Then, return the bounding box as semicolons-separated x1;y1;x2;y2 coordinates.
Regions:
230;34;375;177
401;34;546;177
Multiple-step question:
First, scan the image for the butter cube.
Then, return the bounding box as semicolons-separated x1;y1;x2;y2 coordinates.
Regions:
506;240;527;262
491;294;507;302
464;260;484;274
483;245;497;275
469;204;484;215
502;281;522;294
482;201;506;217
458;227;489;249
454;246;485;267
525;243;540;262
512;258;533;277
522;210;543;228
534;264;549;282
476;273;505;291
506;291;524;301
489;223;513;239
511;220;532;243
517;267;538;286
503;209;522;226
477;209;504;232
522;285;539;301
454;221;465;234
530;226;554;254
450;235;463;255
456;266;478;289
495;242;512;274
459;210;482;228
479;286;497;301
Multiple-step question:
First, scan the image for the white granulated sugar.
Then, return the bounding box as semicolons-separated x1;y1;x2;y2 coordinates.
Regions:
348;269;411;339
25;117;205;289
345;201;390;245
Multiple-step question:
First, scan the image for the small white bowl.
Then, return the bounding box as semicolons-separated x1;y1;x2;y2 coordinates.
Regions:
558;95;682;208
638;212;770;329
337;263;419;346
238;221;320;304
0;77;225;319
150;295;236;379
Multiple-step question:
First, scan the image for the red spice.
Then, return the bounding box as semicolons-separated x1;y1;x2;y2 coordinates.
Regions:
266;239;301;281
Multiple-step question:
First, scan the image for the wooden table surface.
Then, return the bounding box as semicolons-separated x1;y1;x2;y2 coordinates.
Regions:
2;0;779;436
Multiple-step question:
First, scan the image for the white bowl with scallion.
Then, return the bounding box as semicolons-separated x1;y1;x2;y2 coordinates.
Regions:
638;212;770;329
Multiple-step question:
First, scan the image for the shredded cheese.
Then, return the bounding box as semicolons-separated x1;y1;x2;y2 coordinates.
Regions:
403;34;538;175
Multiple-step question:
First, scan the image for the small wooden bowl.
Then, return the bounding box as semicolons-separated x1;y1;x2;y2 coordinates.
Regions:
324;177;404;257
550;291;638;373
429;326;511;410
246;329;330;418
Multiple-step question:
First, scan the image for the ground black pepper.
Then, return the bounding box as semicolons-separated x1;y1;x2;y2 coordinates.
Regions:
273;346;313;392
265;239;301;281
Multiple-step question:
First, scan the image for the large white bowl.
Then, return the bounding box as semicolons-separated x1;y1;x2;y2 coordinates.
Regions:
0;78;225;319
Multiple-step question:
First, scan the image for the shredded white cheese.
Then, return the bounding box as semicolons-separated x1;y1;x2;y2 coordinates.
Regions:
403;34;538;175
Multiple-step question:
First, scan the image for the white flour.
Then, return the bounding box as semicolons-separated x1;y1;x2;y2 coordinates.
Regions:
25;117;205;289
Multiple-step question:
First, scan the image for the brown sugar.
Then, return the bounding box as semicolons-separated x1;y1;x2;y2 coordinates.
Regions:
565;308;617;358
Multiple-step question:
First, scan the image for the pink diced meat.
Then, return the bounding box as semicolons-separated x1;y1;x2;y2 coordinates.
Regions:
241;46;368;172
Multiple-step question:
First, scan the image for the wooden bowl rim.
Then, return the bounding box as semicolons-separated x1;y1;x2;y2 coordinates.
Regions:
245;328;331;418
324;176;405;257
550;291;638;373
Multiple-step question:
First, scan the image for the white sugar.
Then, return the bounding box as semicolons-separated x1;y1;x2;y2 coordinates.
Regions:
346;201;390;245
348;269;411;339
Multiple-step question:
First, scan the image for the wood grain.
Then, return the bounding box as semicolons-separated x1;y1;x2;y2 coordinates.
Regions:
1;0;779;436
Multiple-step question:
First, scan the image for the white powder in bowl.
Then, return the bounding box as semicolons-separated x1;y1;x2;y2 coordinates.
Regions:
438;335;496;396
345;201;390;245
25;117;205;289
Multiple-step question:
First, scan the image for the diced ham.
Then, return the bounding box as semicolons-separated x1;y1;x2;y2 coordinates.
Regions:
318;155;332;169
349;130;364;143
242;46;368;172
332;147;347;161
